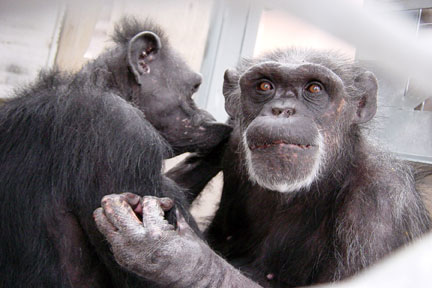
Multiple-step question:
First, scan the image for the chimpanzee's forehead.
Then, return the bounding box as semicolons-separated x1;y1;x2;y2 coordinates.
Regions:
247;49;357;75
244;60;329;71
240;60;342;86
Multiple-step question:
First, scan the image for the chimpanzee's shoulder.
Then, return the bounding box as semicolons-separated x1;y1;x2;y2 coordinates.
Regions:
344;144;418;215
360;145;414;190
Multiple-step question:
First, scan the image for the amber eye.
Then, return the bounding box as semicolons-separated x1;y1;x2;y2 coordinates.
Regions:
257;81;273;92
306;83;323;93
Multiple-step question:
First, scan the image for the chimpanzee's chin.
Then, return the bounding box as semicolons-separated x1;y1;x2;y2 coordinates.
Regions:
168;122;232;154
243;134;323;193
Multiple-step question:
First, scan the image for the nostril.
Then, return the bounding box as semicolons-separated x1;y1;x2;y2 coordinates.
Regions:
286;108;295;116
272;107;295;117
272;108;282;116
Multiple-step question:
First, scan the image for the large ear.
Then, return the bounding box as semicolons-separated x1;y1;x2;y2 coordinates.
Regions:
353;71;378;124
223;68;240;118
127;31;162;85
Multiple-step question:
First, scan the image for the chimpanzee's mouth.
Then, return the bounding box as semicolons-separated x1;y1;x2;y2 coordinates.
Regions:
249;140;314;151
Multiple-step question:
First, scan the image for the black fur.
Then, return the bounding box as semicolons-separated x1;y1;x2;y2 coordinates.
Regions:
0;18;230;287
169;48;432;287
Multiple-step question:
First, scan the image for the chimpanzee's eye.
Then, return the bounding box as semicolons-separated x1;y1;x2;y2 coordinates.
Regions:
305;82;323;94
256;81;274;92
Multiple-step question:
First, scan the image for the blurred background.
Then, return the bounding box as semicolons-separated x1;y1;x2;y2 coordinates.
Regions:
0;0;431;254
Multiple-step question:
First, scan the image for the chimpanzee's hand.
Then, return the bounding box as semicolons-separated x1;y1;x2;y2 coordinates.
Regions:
93;193;216;287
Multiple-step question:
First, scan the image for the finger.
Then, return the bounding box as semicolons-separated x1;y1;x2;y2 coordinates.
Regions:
121;192;141;206
142;196;174;231
93;207;118;242
101;194;142;230
121;192;143;214
175;208;196;238
159;197;174;211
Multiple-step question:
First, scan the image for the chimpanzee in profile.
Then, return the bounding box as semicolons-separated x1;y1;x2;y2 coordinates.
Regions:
0;18;231;287
95;49;431;287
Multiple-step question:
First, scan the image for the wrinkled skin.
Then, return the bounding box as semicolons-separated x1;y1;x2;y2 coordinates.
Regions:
125;31;231;154
96;48;431;287
94;194;259;288
106;19;231;155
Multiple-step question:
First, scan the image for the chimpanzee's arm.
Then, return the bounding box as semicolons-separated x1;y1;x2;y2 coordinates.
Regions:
94;194;262;288
165;138;228;203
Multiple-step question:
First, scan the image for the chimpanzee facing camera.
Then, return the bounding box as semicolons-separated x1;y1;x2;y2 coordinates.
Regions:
96;48;431;288
0;18;231;287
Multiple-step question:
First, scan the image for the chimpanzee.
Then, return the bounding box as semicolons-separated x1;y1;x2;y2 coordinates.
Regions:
95;48;432;287
0;18;231;287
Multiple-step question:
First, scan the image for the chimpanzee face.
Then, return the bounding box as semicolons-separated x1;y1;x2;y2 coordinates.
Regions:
127;31;231;155
224;56;377;193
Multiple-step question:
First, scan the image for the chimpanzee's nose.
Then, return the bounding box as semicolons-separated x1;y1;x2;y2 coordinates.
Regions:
271;107;296;118
260;99;297;118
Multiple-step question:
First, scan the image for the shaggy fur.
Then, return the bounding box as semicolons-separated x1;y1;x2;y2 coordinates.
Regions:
170;48;432;287
0;18;230;287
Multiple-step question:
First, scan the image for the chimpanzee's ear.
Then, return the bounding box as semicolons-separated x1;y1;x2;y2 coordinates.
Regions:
223;68;240;118
127;31;162;85
353;71;378;124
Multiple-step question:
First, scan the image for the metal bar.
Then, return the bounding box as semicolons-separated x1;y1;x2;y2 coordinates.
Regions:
197;0;259;121
403;8;422;100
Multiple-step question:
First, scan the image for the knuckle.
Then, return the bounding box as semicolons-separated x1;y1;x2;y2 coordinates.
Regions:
101;194;119;205
101;195;111;204
93;208;102;219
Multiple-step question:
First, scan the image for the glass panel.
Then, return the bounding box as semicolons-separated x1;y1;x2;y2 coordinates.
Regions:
254;9;356;58
368;107;432;163
410;8;432;111
0;0;63;99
